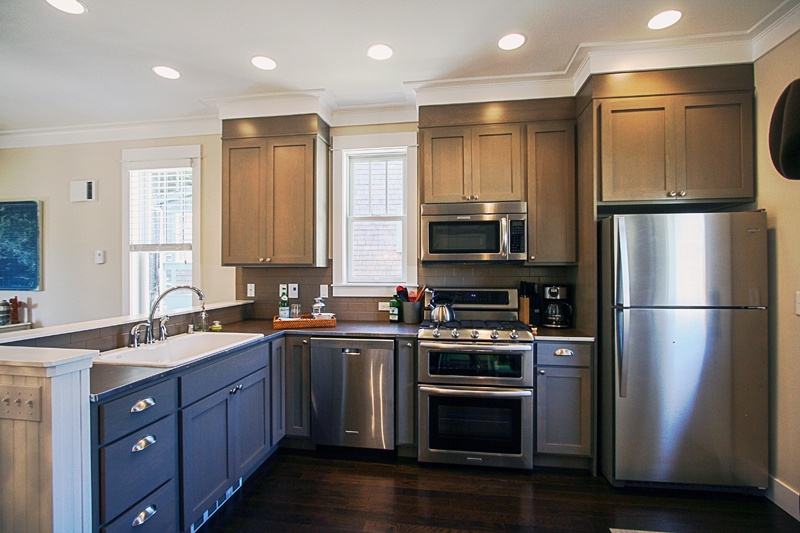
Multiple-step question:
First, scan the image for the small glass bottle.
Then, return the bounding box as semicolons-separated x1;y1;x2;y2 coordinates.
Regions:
389;295;402;323
312;297;326;317
279;291;290;318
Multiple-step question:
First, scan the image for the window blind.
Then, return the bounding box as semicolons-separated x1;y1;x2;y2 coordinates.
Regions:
129;166;193;252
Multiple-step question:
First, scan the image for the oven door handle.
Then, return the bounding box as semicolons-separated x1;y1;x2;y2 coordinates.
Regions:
419;386;532;398
419;342;529;353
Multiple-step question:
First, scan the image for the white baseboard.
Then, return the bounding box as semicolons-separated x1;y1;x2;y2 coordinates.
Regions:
768;476;800;522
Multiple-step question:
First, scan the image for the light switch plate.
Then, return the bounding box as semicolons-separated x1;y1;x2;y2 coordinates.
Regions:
319;284;329;298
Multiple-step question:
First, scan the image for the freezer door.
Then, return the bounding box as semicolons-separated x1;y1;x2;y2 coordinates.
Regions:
614;212;767;308
614;308;768;487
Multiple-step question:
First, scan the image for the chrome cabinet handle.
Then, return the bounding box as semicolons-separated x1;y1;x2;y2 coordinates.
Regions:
131;435;156;453
668;191;677;197
553;349;574;357
406;342;412;347
132;504;157;526
131;397;156;413
473;195;479;200
302;340;308;344
229;384;243;394
465;195;472;200
678;190;686;197
539;370;546;375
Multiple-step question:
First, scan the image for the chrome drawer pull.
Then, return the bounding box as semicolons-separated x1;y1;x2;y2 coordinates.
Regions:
554;349;574;357
132;504;157;526
130;397;156;413
131;435;156;453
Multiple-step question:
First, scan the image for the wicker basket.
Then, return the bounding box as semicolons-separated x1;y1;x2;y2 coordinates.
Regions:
272;314;337;330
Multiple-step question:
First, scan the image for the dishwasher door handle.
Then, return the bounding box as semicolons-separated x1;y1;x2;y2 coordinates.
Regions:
341;348;361;355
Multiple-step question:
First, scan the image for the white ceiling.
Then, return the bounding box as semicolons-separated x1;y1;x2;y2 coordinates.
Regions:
1;0;799;140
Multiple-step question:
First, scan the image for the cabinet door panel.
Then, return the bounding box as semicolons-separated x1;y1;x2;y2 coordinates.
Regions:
271;338;287;445
222;139;267;264
472;124;523;202
676;92;754;199
536;366;591;456
600;97;673;201
526;122;576;263
421;127;471;203
267;136;314;264
180;388;234;527
285;336;311;437
235;369;270;476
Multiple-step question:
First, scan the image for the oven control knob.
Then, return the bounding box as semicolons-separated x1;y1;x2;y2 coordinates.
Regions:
432;328;441;338
471;329;480;339
490;330;499;340
510;330;519;340
451;329;460;338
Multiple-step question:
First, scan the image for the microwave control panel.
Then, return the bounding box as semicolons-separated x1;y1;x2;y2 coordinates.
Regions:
509;219;526;254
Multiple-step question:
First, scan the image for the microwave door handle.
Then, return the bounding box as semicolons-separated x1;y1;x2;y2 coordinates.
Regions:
500;217;509;257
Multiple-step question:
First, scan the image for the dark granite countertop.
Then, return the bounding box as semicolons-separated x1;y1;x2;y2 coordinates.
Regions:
89;319;593;401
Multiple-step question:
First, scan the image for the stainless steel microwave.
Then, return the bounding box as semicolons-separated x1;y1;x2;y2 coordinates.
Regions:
420;201;527;262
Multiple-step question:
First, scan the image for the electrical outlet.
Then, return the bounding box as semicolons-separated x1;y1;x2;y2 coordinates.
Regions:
279;284;288;297
289;284;299;299
378;302;390;311
319;284;329;298
246;283;255;298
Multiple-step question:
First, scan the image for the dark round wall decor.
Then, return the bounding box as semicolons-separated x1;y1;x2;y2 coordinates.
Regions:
769;78;800;180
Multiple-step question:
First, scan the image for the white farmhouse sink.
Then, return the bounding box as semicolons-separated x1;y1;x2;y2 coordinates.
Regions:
93;331;264;368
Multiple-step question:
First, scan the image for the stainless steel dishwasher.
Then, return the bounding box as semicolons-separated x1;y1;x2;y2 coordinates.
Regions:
310;337;395;450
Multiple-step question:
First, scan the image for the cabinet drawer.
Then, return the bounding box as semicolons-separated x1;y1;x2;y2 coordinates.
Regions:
101;479;177;533
180;342;267;406
100;415;177;523
98;379;177;444
536;342;592;367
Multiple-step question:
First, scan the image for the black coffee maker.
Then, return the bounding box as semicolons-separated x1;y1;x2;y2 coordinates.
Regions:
541;285;573;328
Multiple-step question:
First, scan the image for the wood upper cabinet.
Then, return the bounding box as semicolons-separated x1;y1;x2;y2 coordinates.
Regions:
526;121;576;264
421;124;524;203
599;91;753;203
222;114;328;266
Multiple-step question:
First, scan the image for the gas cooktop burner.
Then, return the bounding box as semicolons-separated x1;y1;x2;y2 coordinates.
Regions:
418;319;533;342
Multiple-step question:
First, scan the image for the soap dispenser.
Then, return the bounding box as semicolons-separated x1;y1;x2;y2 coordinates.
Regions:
312;296;326;317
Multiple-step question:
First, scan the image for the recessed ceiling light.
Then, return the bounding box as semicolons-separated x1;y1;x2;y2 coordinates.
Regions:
648;10;682;30
367;44;393;61
152;66;181;80
498;33;526;51
251;56;277;70
45;0;87;15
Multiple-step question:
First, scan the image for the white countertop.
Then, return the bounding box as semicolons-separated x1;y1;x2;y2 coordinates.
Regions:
0;345;97;367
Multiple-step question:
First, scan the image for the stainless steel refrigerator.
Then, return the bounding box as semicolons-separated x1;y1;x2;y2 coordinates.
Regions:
600;211;768;489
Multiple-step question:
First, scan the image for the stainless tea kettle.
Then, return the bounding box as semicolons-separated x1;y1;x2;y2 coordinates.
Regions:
428;292;456;323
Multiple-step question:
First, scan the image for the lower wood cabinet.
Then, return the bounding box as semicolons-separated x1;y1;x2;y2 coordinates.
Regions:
535;341;593;456
180;353;270;532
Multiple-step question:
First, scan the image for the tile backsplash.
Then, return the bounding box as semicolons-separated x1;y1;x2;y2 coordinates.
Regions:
239;264;577;322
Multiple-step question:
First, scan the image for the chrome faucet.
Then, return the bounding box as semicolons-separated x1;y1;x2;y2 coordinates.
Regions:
142;285;206;344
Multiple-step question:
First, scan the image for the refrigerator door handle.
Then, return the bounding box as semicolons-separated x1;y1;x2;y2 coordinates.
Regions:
615;307;629;398
617;217;631;308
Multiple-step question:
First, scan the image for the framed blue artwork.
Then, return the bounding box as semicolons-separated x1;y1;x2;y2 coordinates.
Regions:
0;200;43;291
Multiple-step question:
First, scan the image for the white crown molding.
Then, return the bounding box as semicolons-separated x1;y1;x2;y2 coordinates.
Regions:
329;105;418;127
752;1;800;59
3;4;799;149
0;116;221;149
204;89;335;125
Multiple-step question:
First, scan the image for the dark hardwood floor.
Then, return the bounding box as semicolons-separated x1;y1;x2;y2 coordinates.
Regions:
203;450;798;533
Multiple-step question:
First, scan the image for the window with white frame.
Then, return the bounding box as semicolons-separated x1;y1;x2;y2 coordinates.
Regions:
332;132;418;297
122;145;201;316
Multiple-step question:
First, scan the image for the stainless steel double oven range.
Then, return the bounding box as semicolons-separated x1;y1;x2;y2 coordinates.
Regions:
417;288;534;469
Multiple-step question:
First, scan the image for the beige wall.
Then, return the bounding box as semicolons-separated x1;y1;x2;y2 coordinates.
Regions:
755;30;800;515
0;134;235;327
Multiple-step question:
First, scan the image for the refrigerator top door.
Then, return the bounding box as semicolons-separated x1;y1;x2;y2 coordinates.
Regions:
614;212;767;308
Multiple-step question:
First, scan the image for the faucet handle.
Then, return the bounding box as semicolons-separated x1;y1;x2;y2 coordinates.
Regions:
130;322;149;348
159;315;170;341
